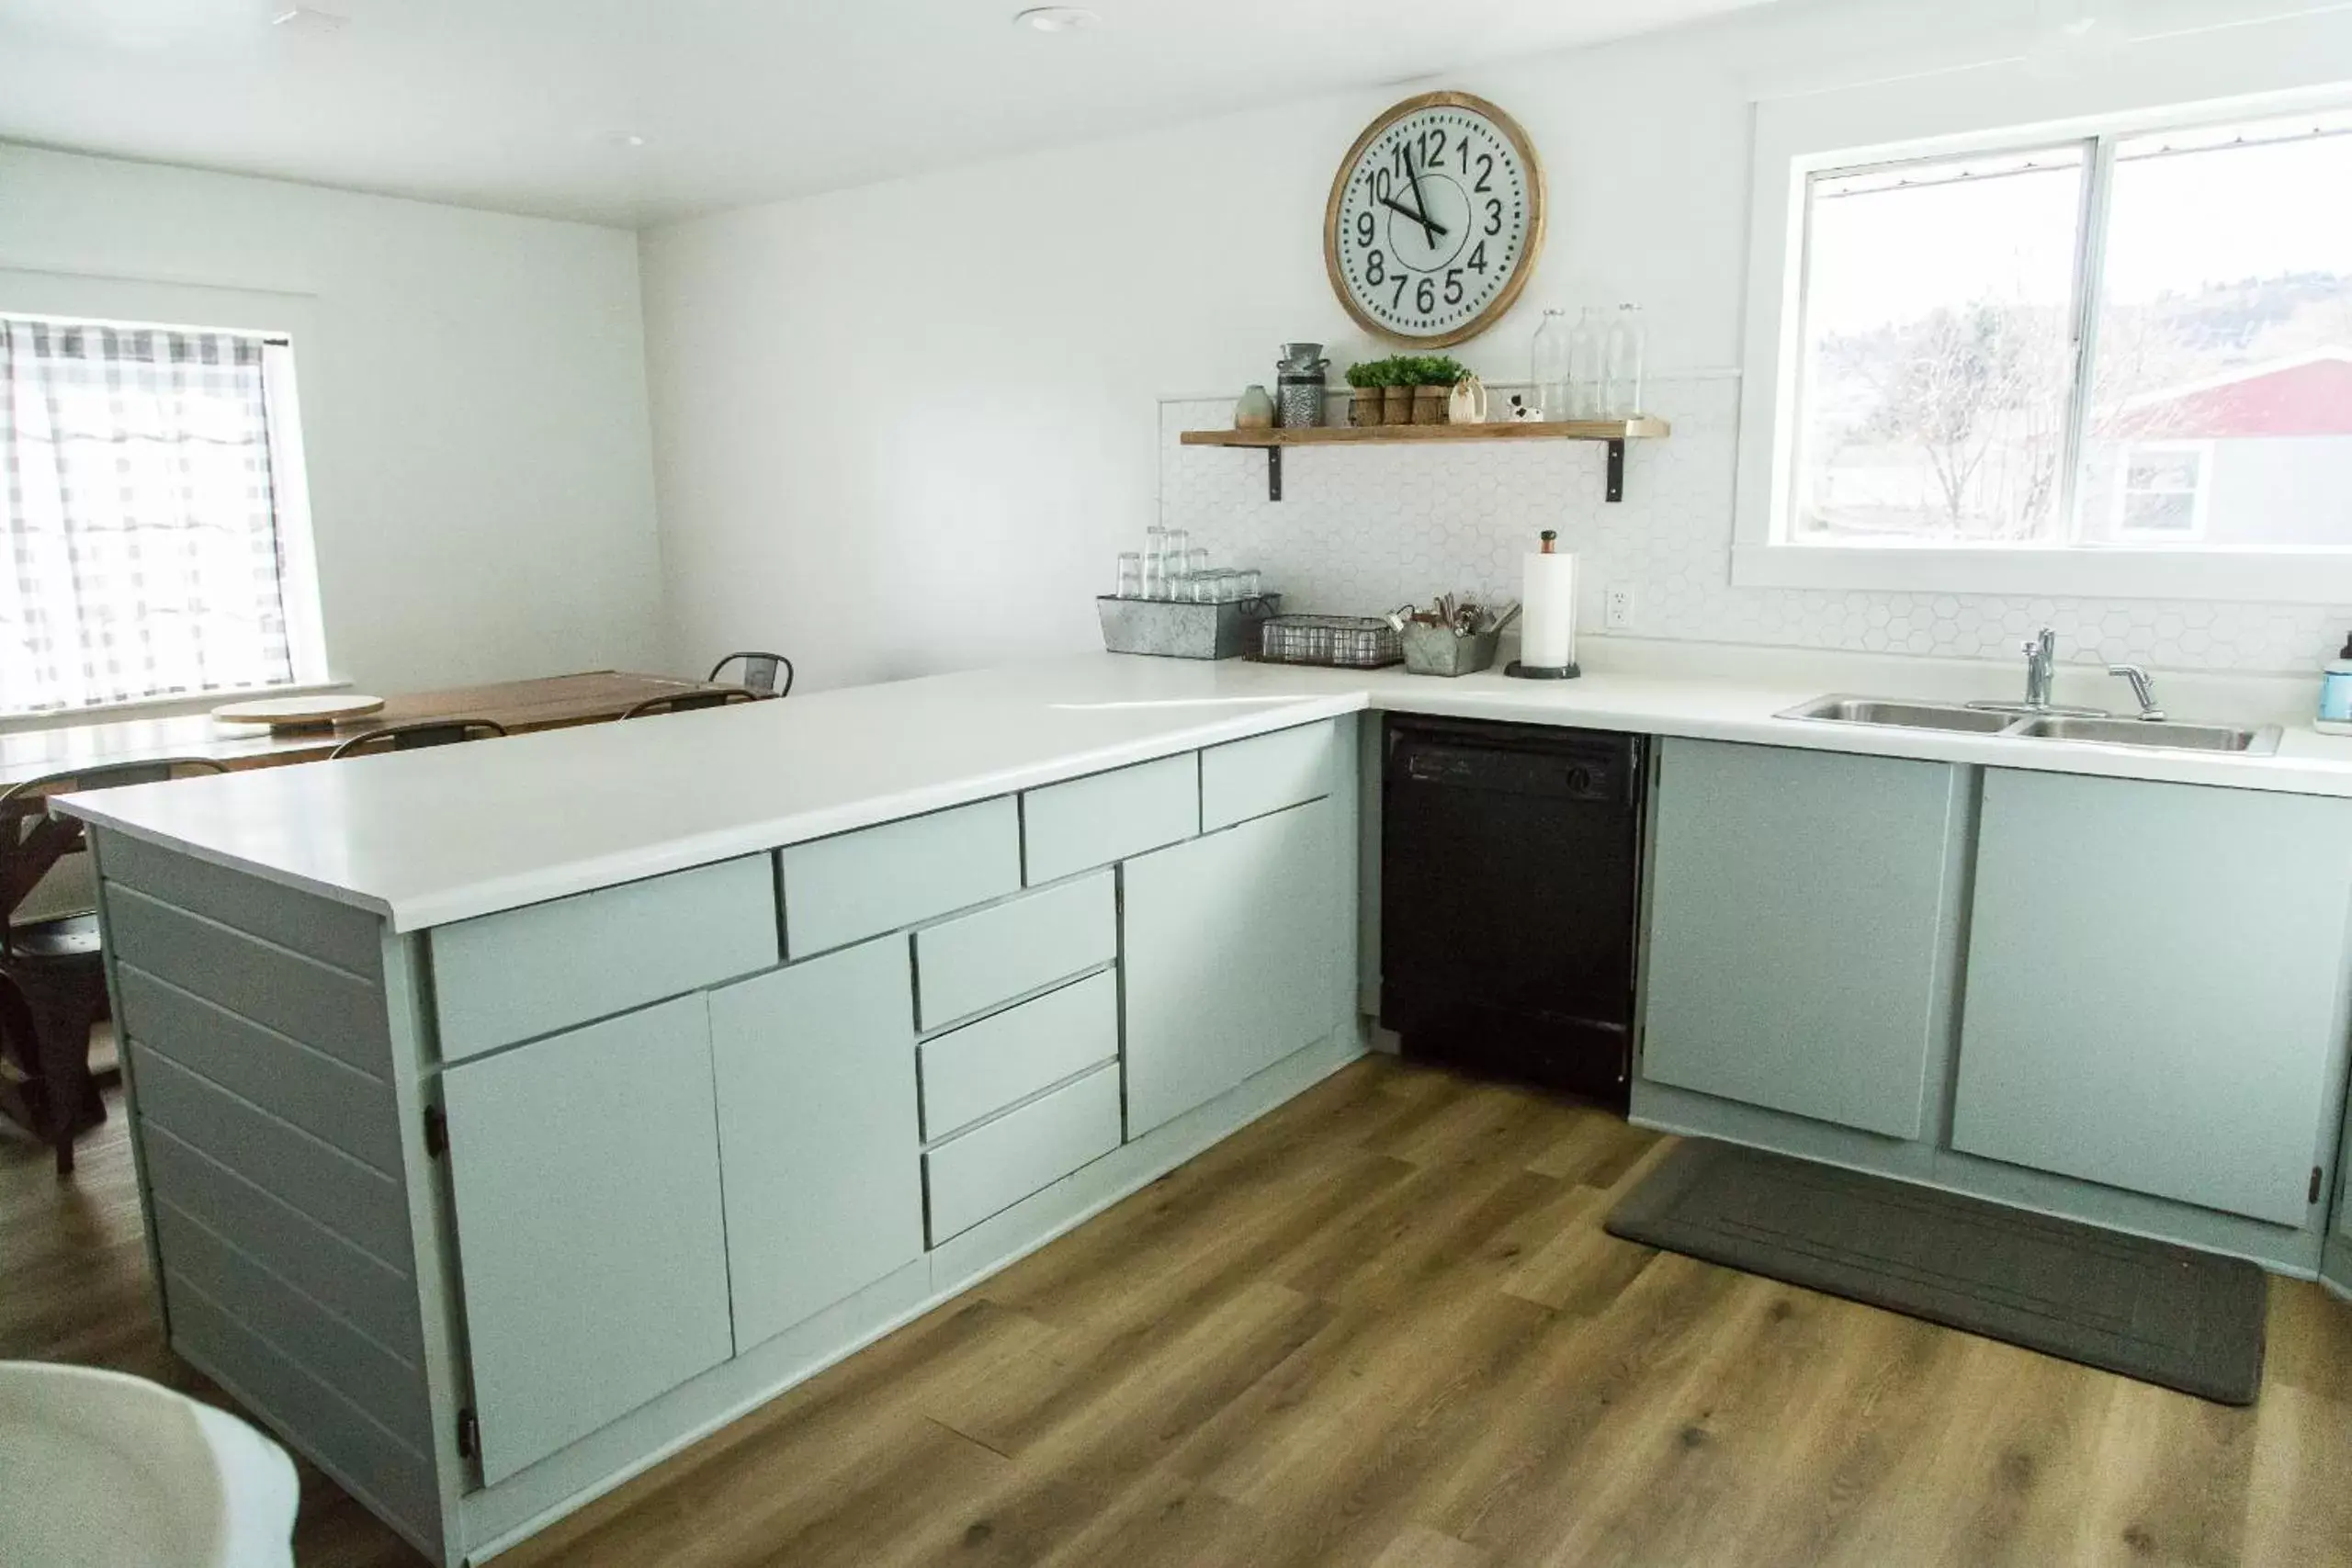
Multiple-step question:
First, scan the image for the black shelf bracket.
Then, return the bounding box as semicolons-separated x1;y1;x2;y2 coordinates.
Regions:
1605;439;1626;503
1267;446;1283;502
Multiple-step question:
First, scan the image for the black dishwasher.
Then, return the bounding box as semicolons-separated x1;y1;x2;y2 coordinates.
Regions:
1380;716;1643;1103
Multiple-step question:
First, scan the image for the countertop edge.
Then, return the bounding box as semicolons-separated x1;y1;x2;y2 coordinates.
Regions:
56;658;2352;931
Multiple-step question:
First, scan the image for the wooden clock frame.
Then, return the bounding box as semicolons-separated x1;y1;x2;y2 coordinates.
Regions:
1321;89;1548;349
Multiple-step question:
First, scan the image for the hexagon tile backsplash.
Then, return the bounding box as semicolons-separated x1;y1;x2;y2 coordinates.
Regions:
1158;376;2352;675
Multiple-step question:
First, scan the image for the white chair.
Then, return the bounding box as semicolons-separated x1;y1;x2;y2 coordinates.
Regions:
0;1361;298;1568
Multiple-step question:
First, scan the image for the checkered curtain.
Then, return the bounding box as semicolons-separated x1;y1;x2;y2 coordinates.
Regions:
1;317;295;715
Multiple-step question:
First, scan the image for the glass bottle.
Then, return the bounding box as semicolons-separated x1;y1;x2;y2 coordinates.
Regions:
1568;306;1609;420
1530;309;1572;423
1603;303;1646;419
1114;552;1143;599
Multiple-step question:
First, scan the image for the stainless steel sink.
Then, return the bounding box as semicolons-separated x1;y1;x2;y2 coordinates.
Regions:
2008;715;2283;755
1776;693;2284;756
1776;695;2017;734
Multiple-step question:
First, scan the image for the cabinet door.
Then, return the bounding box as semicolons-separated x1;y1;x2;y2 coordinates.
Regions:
442;995;733;1484
2328;1115;2352;1302
1125;797;1351;1138
1953;769;2352;1227
710;937;923;1349
1640;739;1962;1139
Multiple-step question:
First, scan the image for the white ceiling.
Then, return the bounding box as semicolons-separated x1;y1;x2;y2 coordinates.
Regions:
0;0;1780;228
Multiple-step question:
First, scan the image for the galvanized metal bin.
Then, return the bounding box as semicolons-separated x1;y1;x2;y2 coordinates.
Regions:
1401;623;1501;678
1098;594;1282;660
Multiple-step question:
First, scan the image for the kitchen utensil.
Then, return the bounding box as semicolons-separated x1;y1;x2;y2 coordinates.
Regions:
1403;622;1500;677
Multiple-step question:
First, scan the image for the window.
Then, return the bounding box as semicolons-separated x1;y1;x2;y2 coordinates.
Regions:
2108;441;2211;542
1736;22;2352;604
1791;109;2352;553
0;313;323;716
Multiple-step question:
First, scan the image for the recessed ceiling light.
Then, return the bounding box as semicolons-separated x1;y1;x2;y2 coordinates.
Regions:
1015;6;1100;33
616;133;649;149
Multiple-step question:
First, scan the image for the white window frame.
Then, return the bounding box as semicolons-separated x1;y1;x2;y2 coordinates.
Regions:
1733;7;2352;604
0;270;334;724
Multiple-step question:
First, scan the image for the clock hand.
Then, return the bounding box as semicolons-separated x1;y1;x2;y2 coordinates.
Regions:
1377;195;1450;239
1401;142;1442;248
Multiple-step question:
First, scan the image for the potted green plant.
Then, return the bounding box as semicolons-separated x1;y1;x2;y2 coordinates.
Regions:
1342;359;1389;427
1411;355;1468;425
1377;357;1416;424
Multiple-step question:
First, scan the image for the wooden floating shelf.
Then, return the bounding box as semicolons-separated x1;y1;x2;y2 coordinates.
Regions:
1180;418;1670;502
1180;417;1669;447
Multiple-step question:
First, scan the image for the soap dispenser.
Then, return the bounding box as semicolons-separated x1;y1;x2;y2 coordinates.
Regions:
2319;632;2352;735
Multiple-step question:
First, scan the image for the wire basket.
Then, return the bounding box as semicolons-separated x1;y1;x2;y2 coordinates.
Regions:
1255;614;1403;670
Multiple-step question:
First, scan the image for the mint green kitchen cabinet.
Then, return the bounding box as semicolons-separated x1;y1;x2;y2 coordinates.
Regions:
1952;769;2352;1228
1123;795;1351;1138
709;936;925;1352
440;994;734;1485
2328;1116;2352;1301
1639;739;1966;1139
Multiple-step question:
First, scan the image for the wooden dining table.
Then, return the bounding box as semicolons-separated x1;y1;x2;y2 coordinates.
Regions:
0;670;742;794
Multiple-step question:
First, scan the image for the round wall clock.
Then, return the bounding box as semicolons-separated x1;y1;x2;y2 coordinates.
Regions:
1324;91;1545;348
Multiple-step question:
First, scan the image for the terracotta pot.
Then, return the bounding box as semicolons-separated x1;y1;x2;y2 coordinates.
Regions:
1350;389;1384;427
1382;385;1415;424
1412;385;1451;424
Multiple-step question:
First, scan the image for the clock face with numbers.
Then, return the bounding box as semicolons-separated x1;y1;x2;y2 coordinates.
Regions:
1324;92;1544;347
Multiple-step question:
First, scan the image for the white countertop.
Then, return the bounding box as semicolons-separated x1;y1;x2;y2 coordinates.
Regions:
58;646;2352;931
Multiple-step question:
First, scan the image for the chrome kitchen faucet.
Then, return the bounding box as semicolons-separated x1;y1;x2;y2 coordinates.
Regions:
1970;626;2107;718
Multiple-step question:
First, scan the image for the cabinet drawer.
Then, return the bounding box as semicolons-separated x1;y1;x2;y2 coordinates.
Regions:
924;1061;1122;1244
1022;755;1197;885
1201;720;1337;832
916;870;1114;1031
430;855;777;1062
922;970;1118;1140
782;796;1022;958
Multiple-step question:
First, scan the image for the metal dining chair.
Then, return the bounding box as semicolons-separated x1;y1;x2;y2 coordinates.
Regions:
620;687;761;721
707;652;794;699
328;718;509;761
1;758;230;1175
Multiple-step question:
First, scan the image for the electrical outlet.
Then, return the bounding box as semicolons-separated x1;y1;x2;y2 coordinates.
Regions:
1604;581;1635;631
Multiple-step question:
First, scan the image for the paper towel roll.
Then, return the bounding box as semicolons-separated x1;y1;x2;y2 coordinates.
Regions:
1520;550;1578;671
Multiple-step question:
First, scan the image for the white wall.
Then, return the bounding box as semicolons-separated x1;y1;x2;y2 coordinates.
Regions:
0;143;664;701
640;0;2352;687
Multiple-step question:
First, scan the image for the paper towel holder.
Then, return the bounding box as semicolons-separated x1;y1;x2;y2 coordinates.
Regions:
1504;659;1580;680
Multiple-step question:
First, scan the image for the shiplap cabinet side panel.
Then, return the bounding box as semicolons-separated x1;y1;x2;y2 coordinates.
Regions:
441;995;733;1484
1639;739;1960;1141
709;938;925;1352
1953;769;2352;1227
1122;797;1351;1138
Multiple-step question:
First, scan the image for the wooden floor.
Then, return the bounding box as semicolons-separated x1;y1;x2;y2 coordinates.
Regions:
8;1056;2352;1567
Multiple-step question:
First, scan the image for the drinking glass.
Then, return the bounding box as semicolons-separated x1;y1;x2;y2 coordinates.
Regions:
1142;526;1169;600
1114;552;1143;599
1185;548;1210;581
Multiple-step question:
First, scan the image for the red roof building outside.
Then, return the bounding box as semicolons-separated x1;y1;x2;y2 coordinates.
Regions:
2115;352;2352;440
